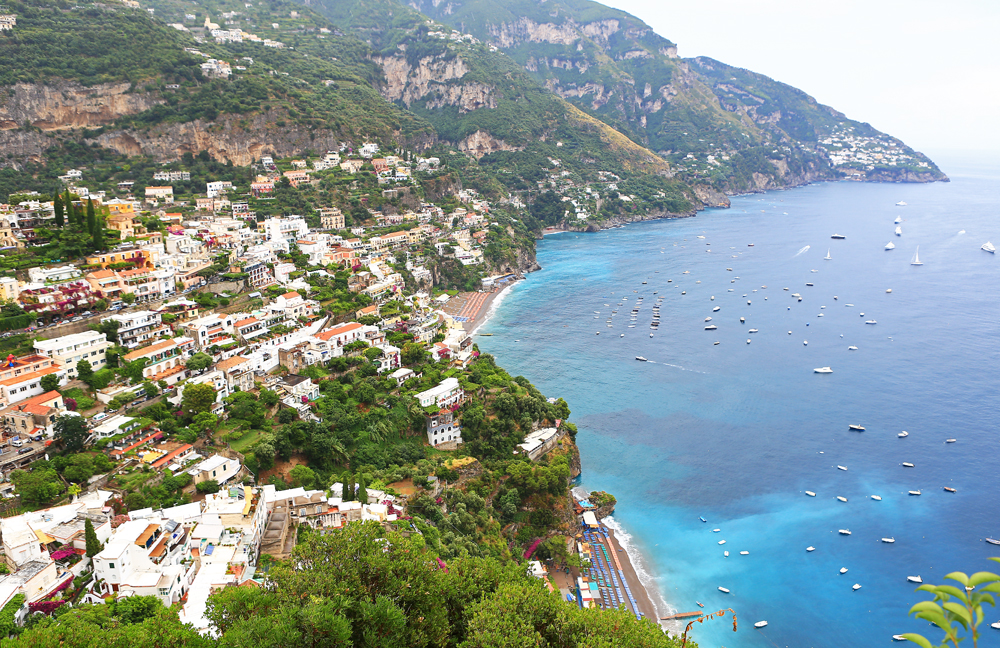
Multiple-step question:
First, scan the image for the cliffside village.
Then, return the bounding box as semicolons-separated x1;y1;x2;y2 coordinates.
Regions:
0;145;546;631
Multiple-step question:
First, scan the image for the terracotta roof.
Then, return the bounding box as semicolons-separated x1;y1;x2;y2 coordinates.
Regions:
0;365;61;388
6;390;62;416
216;356;249;372
281;292;300;299
234;317;258;327
358;305;378;315
314;322;362;341
135;523;160;547
123;339;176;361
151;443;193;469
87;269;117;279
296;240;316;245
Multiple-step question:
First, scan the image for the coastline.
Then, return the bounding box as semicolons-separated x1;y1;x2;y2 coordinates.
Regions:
602;516;677;630
465;281;517;337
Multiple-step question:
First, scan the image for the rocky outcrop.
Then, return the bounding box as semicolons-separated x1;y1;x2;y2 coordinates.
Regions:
0;82;163;131
457;130;521;158
692;184;730;208
0;129;50;168
376;54;494;113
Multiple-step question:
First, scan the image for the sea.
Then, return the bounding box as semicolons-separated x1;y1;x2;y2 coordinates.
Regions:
476;153;1000;648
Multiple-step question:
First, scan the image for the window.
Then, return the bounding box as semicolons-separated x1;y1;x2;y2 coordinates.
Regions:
108;562;115;569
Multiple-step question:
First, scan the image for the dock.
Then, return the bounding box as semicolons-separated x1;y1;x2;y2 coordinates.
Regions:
660;611;705;620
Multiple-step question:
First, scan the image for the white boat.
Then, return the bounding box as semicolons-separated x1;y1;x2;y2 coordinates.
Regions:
705;317;713;322
635;356;647;362
898;431;909;438
865;320;877;325
991;622;1000;630
718;587;730;593
986;538;1000;546
895;226;902;236
902;462;914;468
837;496;848;502
713;306;720;311
853;583;862;591
814;367;833;374
885;241;896;250
724;551;729;557
849;424;865;431
718;540;726;545
895;216;903;223
803;340;808;346
713;528;721;532
911;246;923;266
907;576;923;583
748;328;759;333
837;465;848;471
704;325;717;331
882;537;895;543
740;551;749;555
872;495;882;501
805;491;816;497
896;201;907;206
806;546;815;552
983;241;996;253
946;439;956;443
754;621;768;629
909;490;921;496
824;249;832;260
886;288;892;293
894;635;908;641
848;346;858;350
840;567;848;574
839;529;852;535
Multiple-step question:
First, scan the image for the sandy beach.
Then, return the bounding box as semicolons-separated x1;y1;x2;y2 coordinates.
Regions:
601;524;660;621
437;282;517;337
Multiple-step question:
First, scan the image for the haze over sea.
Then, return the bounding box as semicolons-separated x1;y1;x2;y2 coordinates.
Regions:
478;154;1000;648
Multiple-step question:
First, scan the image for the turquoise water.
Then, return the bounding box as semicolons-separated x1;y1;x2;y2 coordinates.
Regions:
478;157;1000;647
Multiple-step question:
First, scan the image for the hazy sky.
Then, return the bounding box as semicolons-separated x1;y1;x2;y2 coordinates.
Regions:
604;0;1000;156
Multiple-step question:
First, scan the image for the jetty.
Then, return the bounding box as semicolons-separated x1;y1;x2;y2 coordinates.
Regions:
660;611;705;620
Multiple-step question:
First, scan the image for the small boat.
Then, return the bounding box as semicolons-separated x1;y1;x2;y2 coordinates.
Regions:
748;243;754;247
882;537;895;543
885;241;896;250
704;325;718;331
985;538;1000;546
718;540;726;545
696;601;704;608
713;341;720;345
838;465;848;471
620;334;624;337
991;622;1000;630
824;249;832;260
814;367;833;374
839;529;852;535
895;226;902;236
713;306;720;312
682;291;686;295
840;568;848;574
806;546;815;552
711;296;715;300
726;268;733;272
896;201;907;206
849;424;865;431
724;550;729;557
898;431;909;438
746;339;751;344
886;288;892;293
803;340;808;346
893;635;908;641
848;346;858;350
713;528;721;532
907;576;923;583
902;462;914;468
805;491;816;497
718;587;730;594
740;551;749;555
872;495;882;501
831;234;846;239
635;356;647;362
944;487;956;493
946;439;956;443
749;328;758;333
837;496;848;502
908;490;921;496
983;241;996;253
895;216;903;224
754;621;768;629
747;300;751;305
740;317;745;323
853;584;862;591
705;317;713;322
700;517;707;522
865;320;877;325
911;246;923;266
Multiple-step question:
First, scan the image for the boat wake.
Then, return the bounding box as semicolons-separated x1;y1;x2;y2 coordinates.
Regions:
603;515;674;627
793;245;811;257
646;360;709;375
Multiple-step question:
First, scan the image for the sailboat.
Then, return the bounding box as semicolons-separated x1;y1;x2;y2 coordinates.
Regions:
885;241;895;250
824;248;832;260
983;241;996;254
895;226;902;236
911;247;923;266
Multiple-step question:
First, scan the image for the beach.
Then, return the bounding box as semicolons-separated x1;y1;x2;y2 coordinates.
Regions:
437;281;518;337
602;523;661;621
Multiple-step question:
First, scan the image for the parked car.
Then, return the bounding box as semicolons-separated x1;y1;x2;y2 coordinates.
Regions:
17;447;33;455
92;412;109;423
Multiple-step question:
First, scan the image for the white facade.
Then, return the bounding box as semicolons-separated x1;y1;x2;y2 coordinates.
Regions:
415;377;464;409
33;330;109;379
187;454;241;485
108;310;165;348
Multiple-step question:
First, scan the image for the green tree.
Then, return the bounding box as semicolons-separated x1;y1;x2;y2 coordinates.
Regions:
94;319;121;345
196;480;220;494
86;199;96;236
113;596;165;625
76;359;95;384
401;342;428;366
10;468;62;505
53;193;64;228
40;373;60;393
902;559;1000;648
277;408;297;424
121;358;147;383
142;380;159;398
191;411;219;437
181;382;216;417
288;465;316;489
84;518;101;558
122;292;137;305
259;389;279;407
357;475;368;504
54;414;90;452
186;352;214;373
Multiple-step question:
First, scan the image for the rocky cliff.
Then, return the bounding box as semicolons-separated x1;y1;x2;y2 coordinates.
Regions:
0;82;163;131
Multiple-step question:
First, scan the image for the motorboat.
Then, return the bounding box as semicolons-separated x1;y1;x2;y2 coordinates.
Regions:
718;540;726;545
838;465;848;471
902;462;914;468
840;568;848;574
806;546;815;552
898;431;909;438
831;234;846;239
713;529;721;532
740;317;745;323
724;551;729;557
848;346;858;350
991;622;1000;630
895;216;903;223
805;491;816;497
839;529;852;535
705;317;713;322
944;487;956;493
872;495;882;501
907;576;923;583
894;635;908;641
908;490;921;496
985;538;1000;546
803;340;808;346
705;325;718;331
983;241;996;253
885;241;896;250
896;201;907;206
837;496;848;502
746;339;751;344
865;320;877;325
700;517;707;522
814;367;833;374
749;328;759;333
718;587;730;593
946;439;956;443
886;288;892;293
740;551;749;555
713;341;720;345
911;247;923;266
754;621;768;629
895;226;902;236
713;306;720;312
849;424;865;431
696;602;704;608
635;356;647;362
853;584;862;591
882;537;895;543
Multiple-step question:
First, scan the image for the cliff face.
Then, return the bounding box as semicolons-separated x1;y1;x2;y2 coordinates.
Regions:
376;54;496;113
0;82;163;131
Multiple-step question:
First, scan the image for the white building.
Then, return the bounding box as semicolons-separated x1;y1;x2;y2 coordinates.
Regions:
415;377;464;409
92;518;195;606
206;181;233;198
27;265;81;285
262;216;308;250
187;454;241;486
32;330;110;379
108;310;166;348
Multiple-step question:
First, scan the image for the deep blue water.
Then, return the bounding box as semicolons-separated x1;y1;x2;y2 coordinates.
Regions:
478;156;1000;647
